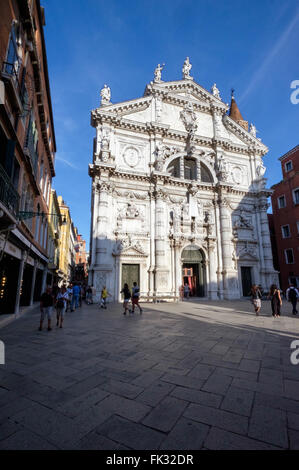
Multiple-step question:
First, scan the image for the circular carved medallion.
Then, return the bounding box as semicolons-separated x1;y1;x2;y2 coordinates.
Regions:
232;167;243;185
123;147;139;167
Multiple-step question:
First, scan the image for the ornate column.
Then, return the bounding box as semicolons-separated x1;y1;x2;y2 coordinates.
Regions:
93;180;114;300
175;239;183;299
254;203;265;287
213;199;223;299
154;187;169;296
218;194;238;299
89;177;100;277
207;240;218;299
259;199;277;288
147;188;155;298
95;181;111;265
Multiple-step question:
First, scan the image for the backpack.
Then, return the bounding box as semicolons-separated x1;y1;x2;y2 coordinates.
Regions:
289;288;298;301
133;287;139;297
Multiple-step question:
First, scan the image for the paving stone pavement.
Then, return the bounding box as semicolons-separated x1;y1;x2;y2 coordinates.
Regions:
0;298;299;450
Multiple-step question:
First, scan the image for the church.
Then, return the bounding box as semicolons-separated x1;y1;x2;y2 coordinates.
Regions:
88;59;278;302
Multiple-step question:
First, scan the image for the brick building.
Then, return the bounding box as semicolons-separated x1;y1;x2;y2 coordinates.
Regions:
0;0;57;314
74;232;88;282
270;145;299;291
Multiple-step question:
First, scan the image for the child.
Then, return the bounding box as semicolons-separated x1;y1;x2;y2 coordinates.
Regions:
100;286;109;309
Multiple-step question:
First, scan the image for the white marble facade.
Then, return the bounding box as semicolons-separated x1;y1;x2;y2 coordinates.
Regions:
88;61;278;302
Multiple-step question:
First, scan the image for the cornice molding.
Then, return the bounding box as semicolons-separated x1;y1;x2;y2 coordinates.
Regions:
223;115;268;155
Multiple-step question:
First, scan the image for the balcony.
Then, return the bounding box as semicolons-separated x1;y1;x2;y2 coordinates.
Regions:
1;62;23;112
0;164;20;228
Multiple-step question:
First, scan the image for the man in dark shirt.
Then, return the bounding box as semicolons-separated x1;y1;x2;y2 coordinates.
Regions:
39;286;54;331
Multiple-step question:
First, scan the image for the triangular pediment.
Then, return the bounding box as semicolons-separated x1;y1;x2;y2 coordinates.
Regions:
120;245;148;257
144;79;227;110
237;250;259;261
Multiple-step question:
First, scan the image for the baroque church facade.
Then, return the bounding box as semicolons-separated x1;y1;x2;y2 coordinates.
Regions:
88;59;278;302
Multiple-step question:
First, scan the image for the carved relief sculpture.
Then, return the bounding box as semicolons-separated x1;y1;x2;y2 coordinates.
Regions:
180;102;197;137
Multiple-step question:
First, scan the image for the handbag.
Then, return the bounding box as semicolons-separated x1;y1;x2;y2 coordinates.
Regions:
56;298;64;309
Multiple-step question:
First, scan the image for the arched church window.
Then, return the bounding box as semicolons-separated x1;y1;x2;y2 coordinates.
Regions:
200;163;213;183
184;158;197;180
167;158;180;177
166;157;213;183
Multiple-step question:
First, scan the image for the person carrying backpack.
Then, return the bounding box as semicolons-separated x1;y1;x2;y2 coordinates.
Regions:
56;286;69;328
286;283;299;315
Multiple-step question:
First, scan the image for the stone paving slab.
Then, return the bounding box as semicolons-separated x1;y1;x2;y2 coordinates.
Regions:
0;298;298;450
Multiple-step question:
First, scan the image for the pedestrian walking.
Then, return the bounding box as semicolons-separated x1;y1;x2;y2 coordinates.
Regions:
268;284;282;317
100;286;110;309
120;283;131;315
86;285;93;304
39;286;54;331
286;283;299;315
66;283;73;312
131;282;142;314
79;283;83;307
56;286;69;328
249;284;262;316
71;283;80;311
184;282;190;300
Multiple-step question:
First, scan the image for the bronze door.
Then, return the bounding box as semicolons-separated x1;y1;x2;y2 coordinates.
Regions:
121;264;140;293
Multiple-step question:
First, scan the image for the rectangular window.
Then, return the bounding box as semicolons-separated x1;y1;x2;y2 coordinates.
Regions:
285;249;294;264
5;25;21;78
281;225;290;238
285;161;293;172
293;188;299;205
278;195;286;209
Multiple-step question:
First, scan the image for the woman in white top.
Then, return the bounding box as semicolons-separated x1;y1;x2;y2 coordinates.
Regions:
56;286;69;328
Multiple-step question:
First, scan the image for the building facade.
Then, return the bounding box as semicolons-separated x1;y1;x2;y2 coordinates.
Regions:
0;0;56;314
270;145;299;291
47;189;63;285
89;61;278;302
74;232;88;282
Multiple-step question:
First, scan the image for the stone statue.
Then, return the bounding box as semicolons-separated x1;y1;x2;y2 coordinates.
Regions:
100;84;111;105
256;161;266;178
154;142;165;171
154;63;164;83
182;57;193;80
249;123;257;137
211;83;221;100
216;154;229;181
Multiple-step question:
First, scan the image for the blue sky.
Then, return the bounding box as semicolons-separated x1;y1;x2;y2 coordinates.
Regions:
42;0;299;249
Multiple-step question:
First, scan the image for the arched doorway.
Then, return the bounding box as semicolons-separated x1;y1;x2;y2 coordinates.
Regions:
181;246;206;297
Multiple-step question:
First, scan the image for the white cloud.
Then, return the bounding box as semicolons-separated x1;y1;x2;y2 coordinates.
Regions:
240;10;299;103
